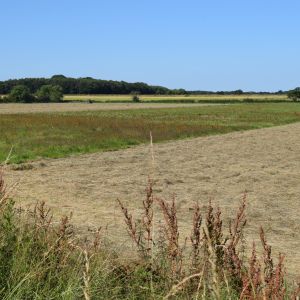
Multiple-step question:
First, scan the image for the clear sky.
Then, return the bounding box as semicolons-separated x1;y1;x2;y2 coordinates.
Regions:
1;0;300;91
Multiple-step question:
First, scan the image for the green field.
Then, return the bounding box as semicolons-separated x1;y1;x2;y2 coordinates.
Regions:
0;93;290;103
64;93;288;103
1;103;300;163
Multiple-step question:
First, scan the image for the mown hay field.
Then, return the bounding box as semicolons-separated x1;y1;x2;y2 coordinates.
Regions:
4;120;300;279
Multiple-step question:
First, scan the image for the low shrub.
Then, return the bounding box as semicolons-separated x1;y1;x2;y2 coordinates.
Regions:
287;88;300;102
131;91;141;102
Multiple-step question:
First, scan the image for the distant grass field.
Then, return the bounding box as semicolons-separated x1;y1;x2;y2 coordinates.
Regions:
1;103;300;163
64;93;288;103
0;93;289;103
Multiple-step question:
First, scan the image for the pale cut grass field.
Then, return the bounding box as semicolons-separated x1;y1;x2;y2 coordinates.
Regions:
0;93;289;102
5;122;300;277
63;93;288;102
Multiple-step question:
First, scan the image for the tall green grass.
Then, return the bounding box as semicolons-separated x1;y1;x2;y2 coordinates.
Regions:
1;103;300;163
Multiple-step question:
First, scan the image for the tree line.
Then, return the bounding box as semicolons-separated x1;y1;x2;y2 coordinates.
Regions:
0;75;299;103
2;85;64;103
0;75;186;95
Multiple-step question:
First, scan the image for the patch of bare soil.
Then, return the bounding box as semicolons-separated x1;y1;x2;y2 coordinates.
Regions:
4;123;300;276
0;102;218;114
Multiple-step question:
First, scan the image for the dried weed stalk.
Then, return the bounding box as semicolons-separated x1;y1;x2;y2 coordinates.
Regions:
156;195;183;277
190;202;202;270
117;179;154;259
225;194;247;283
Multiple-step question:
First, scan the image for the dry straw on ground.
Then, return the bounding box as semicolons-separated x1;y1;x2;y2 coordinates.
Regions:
6;122;300;277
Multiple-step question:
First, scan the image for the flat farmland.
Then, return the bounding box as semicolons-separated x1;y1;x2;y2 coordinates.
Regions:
2;102;300;282
5;121;300;277
1;93;289;103
64;93;288;102
1;103;300;163
0;102;218;114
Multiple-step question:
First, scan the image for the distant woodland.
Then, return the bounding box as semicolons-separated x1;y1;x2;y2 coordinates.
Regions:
0;75;287;95
0;75;184;95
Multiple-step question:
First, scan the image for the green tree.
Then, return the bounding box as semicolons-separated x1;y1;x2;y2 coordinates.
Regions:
8;85;34;103
287;87;300;101
131;91;141;102
232;89;244;95
36;85;63;102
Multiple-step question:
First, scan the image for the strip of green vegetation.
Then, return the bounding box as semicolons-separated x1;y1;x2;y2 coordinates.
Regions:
63;93;289;104
1;103;300;163
64;98;289;104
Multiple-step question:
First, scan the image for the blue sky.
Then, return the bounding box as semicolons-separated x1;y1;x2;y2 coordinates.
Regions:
1;0;299;91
